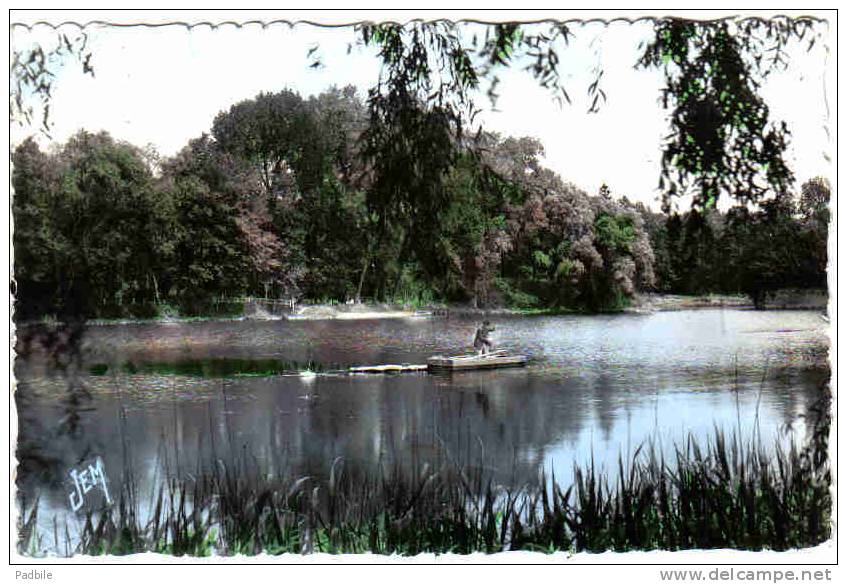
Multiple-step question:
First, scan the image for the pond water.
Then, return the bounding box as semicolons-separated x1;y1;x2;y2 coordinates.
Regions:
14;309;829;547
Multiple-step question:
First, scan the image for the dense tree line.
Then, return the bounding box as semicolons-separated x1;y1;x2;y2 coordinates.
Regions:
11;87;828;320
640;178;830;307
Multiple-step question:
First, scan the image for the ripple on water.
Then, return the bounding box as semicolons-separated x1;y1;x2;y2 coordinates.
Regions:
14;309;829;551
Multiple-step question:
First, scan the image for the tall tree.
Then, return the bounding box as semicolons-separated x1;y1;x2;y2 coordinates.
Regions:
12;131;167;317
797;177;830;289
212;87;371;300
12;138;61;319
160;135;282;312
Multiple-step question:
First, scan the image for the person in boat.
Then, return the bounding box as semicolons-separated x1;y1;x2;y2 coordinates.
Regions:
473;320;495;355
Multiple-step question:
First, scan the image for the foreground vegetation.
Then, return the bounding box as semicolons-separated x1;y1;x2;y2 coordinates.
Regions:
19;381;830;556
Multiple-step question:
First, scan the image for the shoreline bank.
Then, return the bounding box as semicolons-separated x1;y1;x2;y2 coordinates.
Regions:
14;290;828;327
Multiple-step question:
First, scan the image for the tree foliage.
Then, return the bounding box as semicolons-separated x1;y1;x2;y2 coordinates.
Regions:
13;132;165;318
341;18;824;214
10;16;831;318
10;31;94;135
12;114;666;318
643;177;830;306
637;18;818;209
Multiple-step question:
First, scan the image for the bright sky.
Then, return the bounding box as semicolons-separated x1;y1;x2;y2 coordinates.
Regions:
10;18;833;211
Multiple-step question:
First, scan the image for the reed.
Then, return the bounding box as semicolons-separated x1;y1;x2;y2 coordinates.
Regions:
18;383;831;557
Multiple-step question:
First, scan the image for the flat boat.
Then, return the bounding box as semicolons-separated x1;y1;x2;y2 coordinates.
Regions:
427;352;528;372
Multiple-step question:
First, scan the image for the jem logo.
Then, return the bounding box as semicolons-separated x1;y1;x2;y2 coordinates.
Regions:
68;456;112;511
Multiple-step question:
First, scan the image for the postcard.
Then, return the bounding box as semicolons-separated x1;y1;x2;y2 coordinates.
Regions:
8;8;836;579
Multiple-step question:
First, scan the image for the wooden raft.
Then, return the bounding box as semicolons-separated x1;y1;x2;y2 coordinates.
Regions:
426;351;528;371
348;350;528;374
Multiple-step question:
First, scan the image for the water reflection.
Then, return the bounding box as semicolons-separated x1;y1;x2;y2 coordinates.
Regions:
14;309;828;543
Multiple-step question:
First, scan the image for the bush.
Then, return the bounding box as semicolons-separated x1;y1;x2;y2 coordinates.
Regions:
154;303;181;319
495;278;540;309
389;265;436;308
